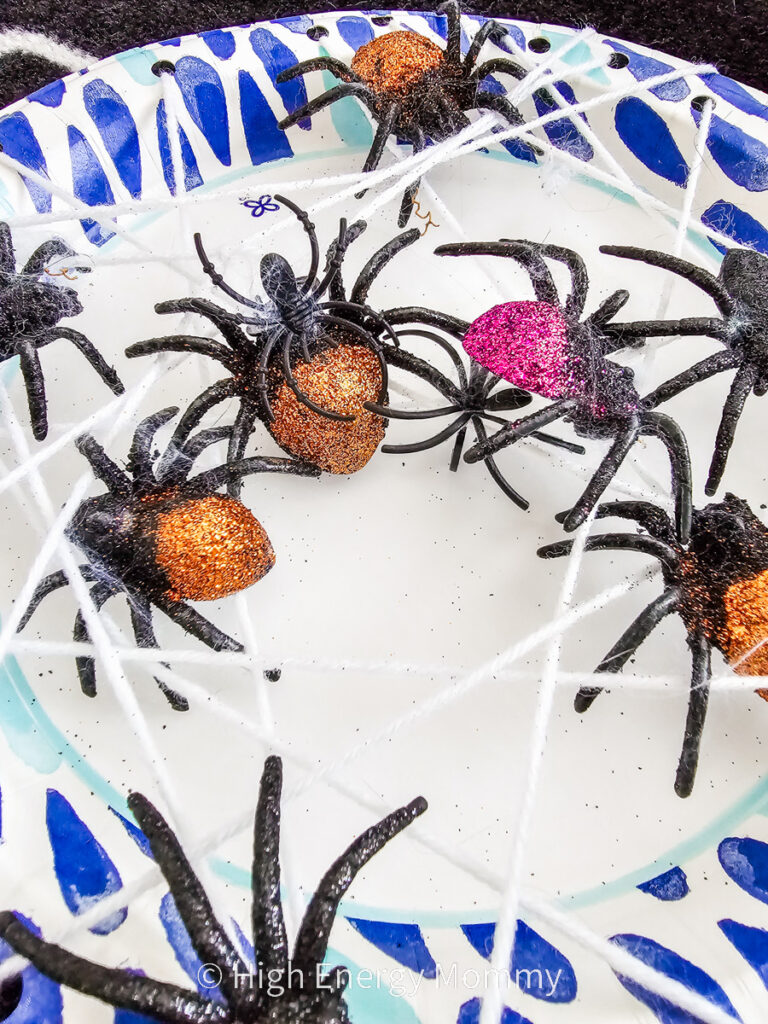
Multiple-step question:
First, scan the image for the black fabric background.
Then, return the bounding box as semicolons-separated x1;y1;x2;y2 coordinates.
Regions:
0;0;765;111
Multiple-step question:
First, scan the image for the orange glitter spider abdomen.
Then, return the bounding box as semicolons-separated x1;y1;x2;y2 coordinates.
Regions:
719;570;768;696
351;32;445;98
154;494;275;602
270;344;386;474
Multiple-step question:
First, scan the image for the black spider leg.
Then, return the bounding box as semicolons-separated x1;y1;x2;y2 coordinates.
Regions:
398;128;426;229
251;756;288;987
638;411;693;542
22;237;79;277
464;399;577;462
291;795;427;980
272;194;319;292
129;791;257;1016
675;632;712;797
187;455;321;494
354;102;401;199
73;581;118;697
473;93;541;155
127;407;178;493
278;83;381;132
599;245;736;317
501;240;588;317
434;241;560;304
157;426;232;488
194;233;264;310
128;593;188;711
473;56;526;82
45;327;123;395
75;434;132;497
705;361;758;495
225;396;260;498
154;297;256;342
383;305;470;341
0;223;14;274
276;57;364;87
472;415;530;508
152;592;244;653
17;566;98;631
323;218;367;304
439;0;462;67
125;333;239;369
158;379;240;474
15;335;49;440
642;349;741;410
350;228;422;308
0;912;225;1024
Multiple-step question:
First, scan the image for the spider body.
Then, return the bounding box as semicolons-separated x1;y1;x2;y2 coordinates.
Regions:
276;1;535;226
363;308;585;508
539;493;768;796
0;222;123;440
126;197;415;492
600;244;768;494
19;408;319;709
0;756;427;1024
433;239;693;539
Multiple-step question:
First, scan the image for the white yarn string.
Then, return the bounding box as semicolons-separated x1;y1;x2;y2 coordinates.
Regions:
0;29;96;70
479;508;596;1024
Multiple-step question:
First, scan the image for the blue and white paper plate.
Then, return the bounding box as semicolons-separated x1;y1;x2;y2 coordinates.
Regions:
1;9;768;1023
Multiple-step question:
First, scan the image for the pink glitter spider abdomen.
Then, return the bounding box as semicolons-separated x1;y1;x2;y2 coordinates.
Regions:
462;301;574;400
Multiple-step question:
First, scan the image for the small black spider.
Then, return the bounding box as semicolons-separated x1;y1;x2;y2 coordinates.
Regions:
364;314;585;509
0;222;123;440
539;493;768;797
599;244;768;495
0;756;427;1023
276;1;537;226
125;196;408;491
18;408;319;709
429;239;693;540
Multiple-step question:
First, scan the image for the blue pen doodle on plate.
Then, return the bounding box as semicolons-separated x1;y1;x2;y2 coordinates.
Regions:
637;865;690;901
337;15;375;50
238;70;293;166
605;41;689;102
698;73;768;122
67;125;115;246
347;918;437;977
614;97;689;185
28;79;66;108
462;920;577;1003
533;80;594;160
109;807;154;860
0;913;63;1023
457;997;532;1024
46;789;126;935
718;835;768;903
702;200;768;256
242;195;279;217
692;107;768;191
201;29;236;60
719;919;768;991
0;112;51;213
609;934;741;1023
249;28;310;130
159;893;225;1002
174;56;231;166
162;38;181;47
155;99;203;195
83;79;142;199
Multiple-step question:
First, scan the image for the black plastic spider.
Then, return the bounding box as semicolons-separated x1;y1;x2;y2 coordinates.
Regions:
364;310;585;509
18;408;319;709
0;756;427;1023
539;493;768;796
0;222;123;440
276;1;537;226
430;239;693;540
599;244;768;495
125;196;405;492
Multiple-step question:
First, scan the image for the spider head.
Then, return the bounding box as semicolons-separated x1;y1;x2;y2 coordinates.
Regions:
261;253;319;337
720;247;768;317
66;493;142;586
0;277;82;339
260;967;350;1024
